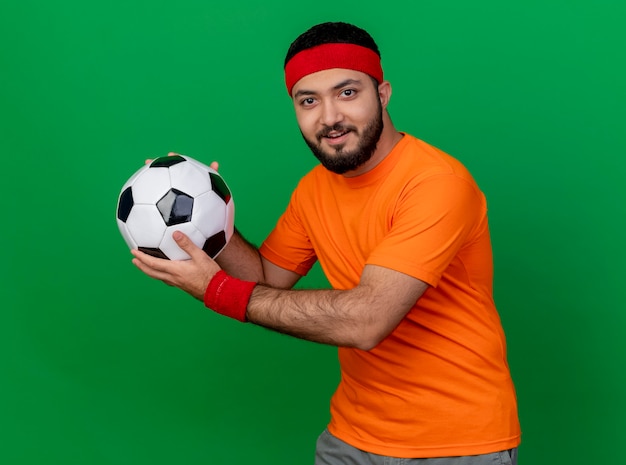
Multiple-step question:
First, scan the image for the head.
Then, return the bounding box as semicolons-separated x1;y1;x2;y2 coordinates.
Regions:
284;22;392;175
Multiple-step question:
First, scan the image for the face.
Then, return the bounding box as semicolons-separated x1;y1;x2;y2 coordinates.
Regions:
291;69;385;175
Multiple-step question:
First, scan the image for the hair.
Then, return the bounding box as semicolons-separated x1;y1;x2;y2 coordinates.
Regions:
284;22;380;67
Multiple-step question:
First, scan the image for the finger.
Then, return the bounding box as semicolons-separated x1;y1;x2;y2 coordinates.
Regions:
131;255;172;282
131;249;171;273
210;161;219;171
144;159;153;165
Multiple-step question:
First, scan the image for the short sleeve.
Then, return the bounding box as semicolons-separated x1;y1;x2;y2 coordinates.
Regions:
366;174;485;287
259;189;318;276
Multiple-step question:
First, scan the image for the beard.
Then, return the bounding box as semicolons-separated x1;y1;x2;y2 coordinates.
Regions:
301;102;384;175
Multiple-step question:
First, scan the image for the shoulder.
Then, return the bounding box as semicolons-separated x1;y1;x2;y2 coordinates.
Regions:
384;135;486;214
392;135;481;191
399;135;473;176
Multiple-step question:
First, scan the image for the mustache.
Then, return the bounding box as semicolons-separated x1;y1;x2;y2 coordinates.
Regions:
316;124;358;140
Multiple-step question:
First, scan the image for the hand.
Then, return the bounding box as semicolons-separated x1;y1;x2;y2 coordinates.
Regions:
131;230;222;300
145;152;220;171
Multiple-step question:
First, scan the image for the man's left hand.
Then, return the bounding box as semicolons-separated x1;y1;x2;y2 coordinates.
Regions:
131;230;221;300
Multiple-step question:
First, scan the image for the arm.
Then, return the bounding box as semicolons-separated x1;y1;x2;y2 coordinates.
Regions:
132;232;428;351
248;263;428;350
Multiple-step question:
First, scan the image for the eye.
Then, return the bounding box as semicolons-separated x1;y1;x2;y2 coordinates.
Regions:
340;88;357;98
300;97;316;107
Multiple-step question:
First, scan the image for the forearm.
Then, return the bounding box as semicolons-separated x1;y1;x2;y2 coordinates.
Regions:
204;264;426;351
215;229;266;283
247;285;383;350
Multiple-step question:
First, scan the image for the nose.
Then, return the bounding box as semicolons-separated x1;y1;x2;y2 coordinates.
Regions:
319;100;343;127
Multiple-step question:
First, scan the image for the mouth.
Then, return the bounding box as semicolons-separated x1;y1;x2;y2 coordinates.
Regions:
320;127;352;146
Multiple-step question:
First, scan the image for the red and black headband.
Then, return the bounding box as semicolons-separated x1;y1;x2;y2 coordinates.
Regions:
284;43;383;95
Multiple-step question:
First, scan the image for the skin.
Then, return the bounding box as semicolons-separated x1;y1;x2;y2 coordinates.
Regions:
131;68;429;351
293;69;395;177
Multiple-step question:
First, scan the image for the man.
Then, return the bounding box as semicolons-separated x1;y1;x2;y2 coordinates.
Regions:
132;22;521;465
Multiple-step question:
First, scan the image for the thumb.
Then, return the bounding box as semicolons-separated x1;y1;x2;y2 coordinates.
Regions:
172;231;203;258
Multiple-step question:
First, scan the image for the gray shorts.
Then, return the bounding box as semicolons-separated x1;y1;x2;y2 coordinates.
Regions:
315;429;518;465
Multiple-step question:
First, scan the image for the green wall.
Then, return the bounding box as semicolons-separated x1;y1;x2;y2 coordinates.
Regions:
1;1;624;463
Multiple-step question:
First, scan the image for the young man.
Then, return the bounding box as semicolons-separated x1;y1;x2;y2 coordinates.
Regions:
132;22;521;465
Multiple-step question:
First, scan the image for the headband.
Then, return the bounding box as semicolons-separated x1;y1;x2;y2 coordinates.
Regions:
284;43;383;95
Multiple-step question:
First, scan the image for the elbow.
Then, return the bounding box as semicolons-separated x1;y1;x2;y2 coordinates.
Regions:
349;310;407;350
353;340;380;352
351;326;390;351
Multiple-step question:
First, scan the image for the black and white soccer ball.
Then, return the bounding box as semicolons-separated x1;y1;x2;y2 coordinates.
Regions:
116;155;234;260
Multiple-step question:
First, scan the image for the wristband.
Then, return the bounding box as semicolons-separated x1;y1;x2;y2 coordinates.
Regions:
204;270;256;322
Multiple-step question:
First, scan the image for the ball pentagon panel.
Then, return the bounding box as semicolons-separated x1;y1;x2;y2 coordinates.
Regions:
209;172;232;204
117;186;134;222
203;231;228;258
150;155;186;168
157;188;194;226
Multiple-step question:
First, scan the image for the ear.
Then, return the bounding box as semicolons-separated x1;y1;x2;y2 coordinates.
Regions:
378;80;392;109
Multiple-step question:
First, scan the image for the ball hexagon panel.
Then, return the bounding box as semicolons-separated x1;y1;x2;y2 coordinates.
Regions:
183;158;231;201
192;191;228;238
119;164;149;194
159;222;207;260
117;220;137;250
125;204;167;248
224;198;235;238
132;167;171;204
185;157;216;176
169;160;214;198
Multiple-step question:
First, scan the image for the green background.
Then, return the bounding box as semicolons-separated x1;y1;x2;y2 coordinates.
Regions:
1;0;624;463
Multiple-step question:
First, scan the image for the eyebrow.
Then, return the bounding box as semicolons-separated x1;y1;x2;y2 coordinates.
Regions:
293;78;363;99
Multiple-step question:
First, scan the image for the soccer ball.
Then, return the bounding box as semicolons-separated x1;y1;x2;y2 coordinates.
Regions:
116;155;234;260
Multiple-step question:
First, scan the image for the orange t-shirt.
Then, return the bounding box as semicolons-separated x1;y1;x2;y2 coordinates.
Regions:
259;134;521;458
